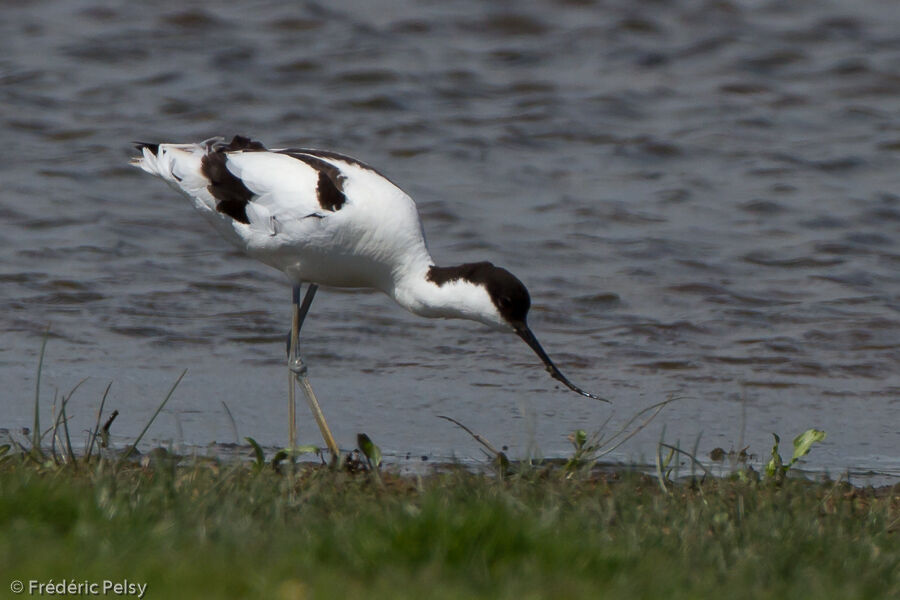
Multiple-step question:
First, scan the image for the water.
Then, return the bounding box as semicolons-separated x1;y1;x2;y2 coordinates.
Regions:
1;0;898;481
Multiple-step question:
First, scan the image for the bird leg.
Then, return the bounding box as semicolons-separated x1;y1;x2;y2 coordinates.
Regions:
288;284;340;464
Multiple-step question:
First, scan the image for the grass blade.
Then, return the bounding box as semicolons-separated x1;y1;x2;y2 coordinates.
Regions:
659;443;713;478
31;328;50;454
121;369;187;460
438;415;504;458
789;429;826;467
222;401;239;445
765;433;782;479
87;382;113;460
61;397;76;467
246;436;265;469
64;378;88;464
100;410;119;449
594;397;674;459
50;389;60;464
357;433;382;470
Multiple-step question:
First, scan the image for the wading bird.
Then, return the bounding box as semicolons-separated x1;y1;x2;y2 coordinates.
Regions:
132;136;603;460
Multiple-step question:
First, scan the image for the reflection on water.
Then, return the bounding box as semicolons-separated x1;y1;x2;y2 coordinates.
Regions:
1;0;898;480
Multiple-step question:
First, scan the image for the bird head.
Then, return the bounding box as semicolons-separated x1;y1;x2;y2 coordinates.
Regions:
427;262;606;401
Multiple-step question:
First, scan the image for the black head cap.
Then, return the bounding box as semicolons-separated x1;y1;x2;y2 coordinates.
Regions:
427;262;530;327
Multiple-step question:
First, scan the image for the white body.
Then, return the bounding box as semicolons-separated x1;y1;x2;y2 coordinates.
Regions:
132;142;509;330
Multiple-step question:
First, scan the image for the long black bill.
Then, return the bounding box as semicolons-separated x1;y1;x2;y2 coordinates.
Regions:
515;324;608;402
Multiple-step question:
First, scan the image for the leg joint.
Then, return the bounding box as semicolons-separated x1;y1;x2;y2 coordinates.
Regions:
289;356;308;377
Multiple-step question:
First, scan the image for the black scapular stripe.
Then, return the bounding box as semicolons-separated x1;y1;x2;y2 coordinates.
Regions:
280;151;347;212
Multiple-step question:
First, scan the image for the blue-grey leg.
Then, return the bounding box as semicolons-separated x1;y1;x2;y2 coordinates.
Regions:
288;284;340;462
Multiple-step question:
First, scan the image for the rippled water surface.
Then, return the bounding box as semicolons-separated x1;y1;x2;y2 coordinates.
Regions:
1;0;898;479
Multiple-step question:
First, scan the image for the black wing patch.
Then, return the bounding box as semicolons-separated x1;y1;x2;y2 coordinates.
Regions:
201;150;253;224
316;171;344;212
279;151;347;212
200;136;267;224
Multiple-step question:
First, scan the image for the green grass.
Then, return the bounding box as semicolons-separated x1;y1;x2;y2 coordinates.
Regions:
0;455;897;600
